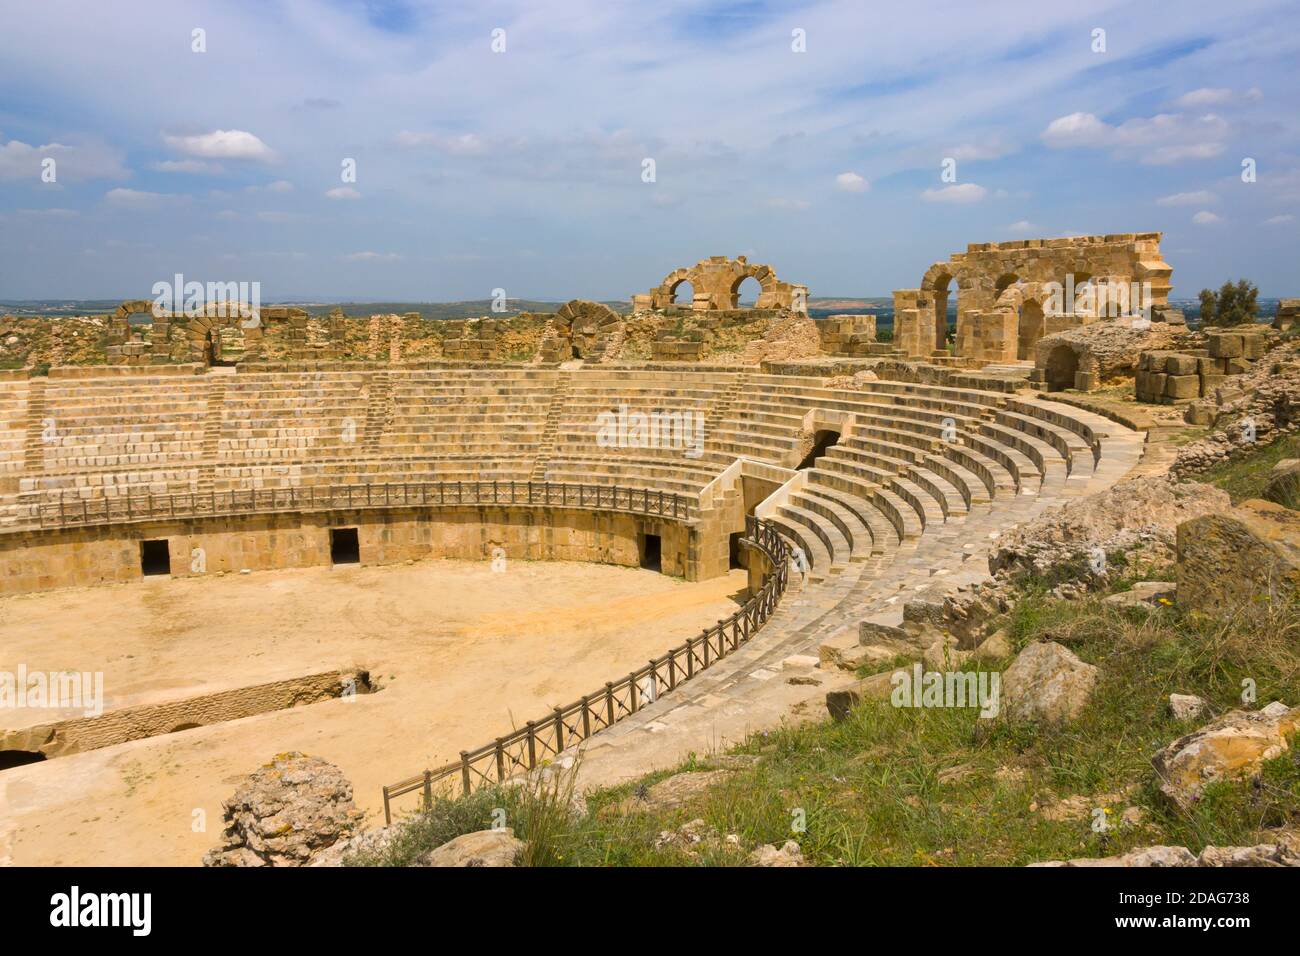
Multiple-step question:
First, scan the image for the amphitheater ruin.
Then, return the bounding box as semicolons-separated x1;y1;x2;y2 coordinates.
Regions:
0;233;1228;865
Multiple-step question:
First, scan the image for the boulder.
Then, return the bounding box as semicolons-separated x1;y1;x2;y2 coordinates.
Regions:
1102;581;1176;607
1263;460;1300;509
972;628;1013;660
1168;693;1208;721
1175;499;1300;612
1029;846;1197;868
1001;641;1098;723
1198;843;1300;867
1151;705;1300;807
202;752;365;867
825;669;901;721
991;477;1229;588
417;828;524;867
613;769;732;813
748;840;806;867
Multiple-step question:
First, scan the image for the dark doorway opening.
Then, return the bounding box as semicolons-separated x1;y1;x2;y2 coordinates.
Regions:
640;533;662;572
140;539;171;576
797;429;840;470
1044;344;1079;392
331;528;360;565
0;750;47;771
729;531;745;569
169;723;203;734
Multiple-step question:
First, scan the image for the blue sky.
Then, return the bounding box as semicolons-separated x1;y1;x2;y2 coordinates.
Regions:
0;0;1297;300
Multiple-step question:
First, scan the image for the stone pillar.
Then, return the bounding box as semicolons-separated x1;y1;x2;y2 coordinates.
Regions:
892;290;932;358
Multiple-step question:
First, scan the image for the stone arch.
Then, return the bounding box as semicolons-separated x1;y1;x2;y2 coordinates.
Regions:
555;299;622;359
728;267;776;308
632;257;807;312
1043;342;1079;391
994;282;1051;361
921;263;960;349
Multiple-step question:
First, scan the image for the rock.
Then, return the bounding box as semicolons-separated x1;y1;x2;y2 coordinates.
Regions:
202;752;366;867
1198;843;1300;867
991;477;1229;589
1151;705;1300;807
1264;461;1300;509
825;669;901;720
922;636;972;671
1001;641;1098;723
1175;499;1300;611
1102;581;1176;607
1169;693;1208;721
654;818;715;851
417;828;523;867
1262;700;1291;717
748;840;805;867
613;769;732;813
309;823;406;867
1030;846;1198;868
972;628;1013;660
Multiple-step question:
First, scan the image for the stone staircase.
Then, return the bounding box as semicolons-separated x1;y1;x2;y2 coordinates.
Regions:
530;371;571;481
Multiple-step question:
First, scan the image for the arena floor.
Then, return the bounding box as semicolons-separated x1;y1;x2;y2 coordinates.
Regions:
0;559;747;866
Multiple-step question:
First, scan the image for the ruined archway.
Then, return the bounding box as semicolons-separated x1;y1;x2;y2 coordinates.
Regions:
631;257;808;312
1043;343;1079;391
554;300;623;360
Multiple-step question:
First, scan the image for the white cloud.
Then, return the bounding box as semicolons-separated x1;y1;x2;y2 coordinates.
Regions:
1192;210;1222;224
325;186;361;200
163;129;274;161
1007;220;1036;233
1174;87;1263;107
921;183;987;203
1156;190;1217;206
244;179;294;193
834;171;869;193
1041;111;1231;164
0;133;126;181
944;136;1016;161
1264;214;1295;225
1040;112;1109;148
15;207;78;218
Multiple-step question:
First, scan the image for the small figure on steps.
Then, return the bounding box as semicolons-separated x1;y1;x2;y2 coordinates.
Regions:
790;544;809;587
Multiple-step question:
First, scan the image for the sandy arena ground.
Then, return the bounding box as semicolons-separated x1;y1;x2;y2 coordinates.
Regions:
0;559;747;866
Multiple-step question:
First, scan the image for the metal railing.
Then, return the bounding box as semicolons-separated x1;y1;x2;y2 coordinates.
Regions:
380;514;791;823
29;479;689;530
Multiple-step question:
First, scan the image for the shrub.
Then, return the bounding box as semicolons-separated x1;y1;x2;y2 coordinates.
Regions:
1198;279;1259;327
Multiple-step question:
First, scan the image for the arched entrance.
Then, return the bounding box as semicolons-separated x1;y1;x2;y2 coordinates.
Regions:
732;275;763;308
670;279;695;308
1017;299;1045;360
1044;344;1079;391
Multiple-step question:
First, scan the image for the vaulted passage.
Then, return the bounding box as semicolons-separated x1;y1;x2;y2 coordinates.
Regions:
798;429;840;470
330;527;360;565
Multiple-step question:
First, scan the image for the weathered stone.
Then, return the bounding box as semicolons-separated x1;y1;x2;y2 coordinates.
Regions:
613;769;732;813
1175;500;1300;611
1198;843;1300;867
1169;694;1208;721
1001;641;1098;723
416;828;524;867
825;669;901;720
1029;846;1198;867
1102;581;1175;607
202;752;365;867
748;840;806;867
1263;461;1300;509
1151;705;1300;807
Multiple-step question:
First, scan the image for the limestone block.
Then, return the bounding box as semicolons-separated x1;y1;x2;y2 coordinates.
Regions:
1175;499;1300;612
1165;354;1198;376
1164;374;1200;400
1207;332;1242;359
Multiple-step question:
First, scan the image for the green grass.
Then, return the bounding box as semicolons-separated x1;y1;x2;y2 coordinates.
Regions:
1201;433;1300;503
358;585;1299;866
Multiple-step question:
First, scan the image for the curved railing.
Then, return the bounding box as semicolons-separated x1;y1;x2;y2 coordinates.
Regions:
16;479;689;532
380;514;792;823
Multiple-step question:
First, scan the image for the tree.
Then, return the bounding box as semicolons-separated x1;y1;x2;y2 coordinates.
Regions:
1198;279;1259;327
